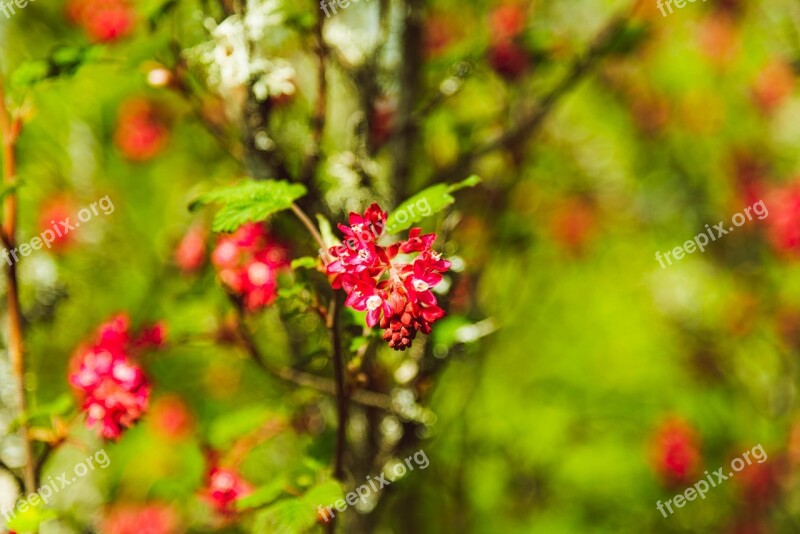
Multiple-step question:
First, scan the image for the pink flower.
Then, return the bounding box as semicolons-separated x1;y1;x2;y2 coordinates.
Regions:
211;223;289;311
69;314;162;440
202;467;253;515
325;204;451;350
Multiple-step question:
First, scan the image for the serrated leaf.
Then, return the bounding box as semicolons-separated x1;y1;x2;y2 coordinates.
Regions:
385;175;481;234
301;480;344;508
190;180;306;233
290;257;318;270
236;476;289;510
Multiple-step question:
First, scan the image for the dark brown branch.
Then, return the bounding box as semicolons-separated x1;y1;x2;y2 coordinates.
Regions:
0;78;36;495
434;13;630;184
328;294;347;480
299;6;328;187
229;301;395;414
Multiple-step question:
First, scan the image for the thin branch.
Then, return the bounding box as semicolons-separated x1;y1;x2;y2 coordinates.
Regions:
290;203;326;251
299;6;327;186
434;12;630;184
229;301;395;414
328;294;347;481
0;78;35;495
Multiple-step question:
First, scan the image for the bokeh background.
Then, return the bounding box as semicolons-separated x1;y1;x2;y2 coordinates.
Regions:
2;0;800;532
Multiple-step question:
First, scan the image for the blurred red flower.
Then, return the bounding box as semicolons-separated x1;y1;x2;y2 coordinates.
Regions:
175;226;207;273
651;417;702;486
211;223;289;311
102;503;180;534
765;184;800;257
490;4;527;40
114;98;171;162
66;0;136;43
151;395;194;441
202;467;253;515
38;197;76;252
752;58;795;114
69;314;163;440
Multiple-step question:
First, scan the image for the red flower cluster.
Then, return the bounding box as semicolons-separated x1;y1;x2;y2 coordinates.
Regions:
325;204;450;351
66;0;136;43
488;4;529;79
69;315;164;440
651;417;702;485
114;98;171;162
202;467;253;515
211;223;289;311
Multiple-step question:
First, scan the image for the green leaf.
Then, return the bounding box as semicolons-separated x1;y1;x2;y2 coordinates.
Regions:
236;476;289;511
385;175;481;234
208;406;272;448
190;180;307;233
5;500;57;532
290;257;318;270
254;498;317;534
315;214;338;248
301;480;344;507
252;480;344;533
11;46;98;89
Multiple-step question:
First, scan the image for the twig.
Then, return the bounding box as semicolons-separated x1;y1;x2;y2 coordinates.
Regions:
290;203;326;251
328;294;347;481
299;6;327;186
229;301;395;414
0;77;36;495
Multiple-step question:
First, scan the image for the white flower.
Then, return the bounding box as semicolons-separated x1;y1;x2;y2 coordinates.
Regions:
245;0;284;41
252;59;296;101
323;21;378;67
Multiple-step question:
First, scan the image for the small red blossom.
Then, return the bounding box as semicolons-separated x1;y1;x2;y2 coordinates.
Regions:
38;197;76;252
151;394;194;441
490;4;527;40
752;59;796;114
325;204;450;351
114;98;171;162
175;225;207;273
211;223;289;311
488;41;529;80
202;467;253;515
69;314;162;440
102;503;180;534
66;0;136;43
765;184;800;256
651;417;702;486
